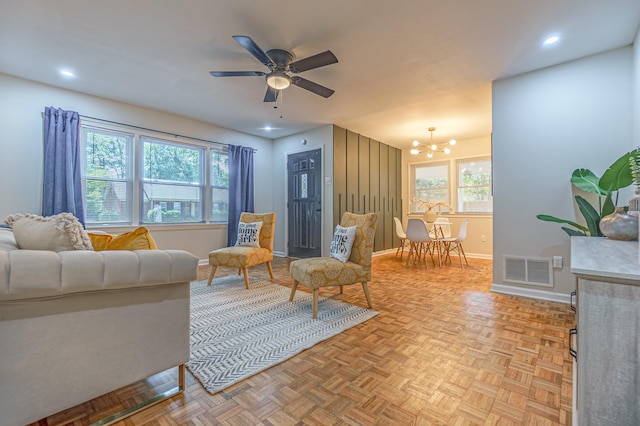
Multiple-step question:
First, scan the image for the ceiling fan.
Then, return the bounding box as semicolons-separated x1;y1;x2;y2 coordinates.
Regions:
210;35;338;102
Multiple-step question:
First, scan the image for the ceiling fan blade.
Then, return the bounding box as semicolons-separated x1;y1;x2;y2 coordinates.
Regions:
289;50;338;73
263;86;279;102
210;71;266;77
232;35;275;68
291;76;335;98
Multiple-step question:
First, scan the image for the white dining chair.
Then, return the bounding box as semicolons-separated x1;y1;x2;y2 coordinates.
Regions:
440;218;469;268
393;217;410;259
405;218;439;267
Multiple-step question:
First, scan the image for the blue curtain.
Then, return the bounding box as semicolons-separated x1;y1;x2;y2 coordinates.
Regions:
42;107;85;225
227;144;254;246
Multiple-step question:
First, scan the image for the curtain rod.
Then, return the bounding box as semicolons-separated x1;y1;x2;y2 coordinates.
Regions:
79;114;255;151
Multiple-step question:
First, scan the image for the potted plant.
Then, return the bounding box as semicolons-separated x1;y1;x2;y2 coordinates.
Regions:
537;149;637;237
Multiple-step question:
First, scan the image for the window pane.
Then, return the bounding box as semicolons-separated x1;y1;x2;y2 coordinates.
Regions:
81;127;133;225
143;137;202;183
411;163;449;212
211;149;229;223
457;159;493;212
142;137;204;223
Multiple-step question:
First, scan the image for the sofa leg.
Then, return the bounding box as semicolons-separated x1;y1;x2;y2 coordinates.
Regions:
361;282;373;309
242;268;250;289
289;280;299;301
93;364;185;426
312;289;319;319
207;266;217;286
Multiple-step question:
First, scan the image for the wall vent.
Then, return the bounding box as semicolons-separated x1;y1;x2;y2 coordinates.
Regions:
503;256;553;287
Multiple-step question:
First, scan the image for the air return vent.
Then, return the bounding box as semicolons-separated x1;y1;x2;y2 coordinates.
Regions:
503;256;553;287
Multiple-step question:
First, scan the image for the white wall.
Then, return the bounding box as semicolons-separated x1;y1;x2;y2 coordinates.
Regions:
401;135;494;258
492;46;634;297
0;73;274;261
272;125;334;256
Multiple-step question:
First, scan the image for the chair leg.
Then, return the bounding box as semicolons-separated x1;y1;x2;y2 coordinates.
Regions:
207;265;217;286
266;261;274;279
459;243;469;267
361;282;372;308
242;268;250;289
289;280;299;301
312;289;319;319
339;285;344;294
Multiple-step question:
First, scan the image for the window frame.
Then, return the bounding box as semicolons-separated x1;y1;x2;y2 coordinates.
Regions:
456;156;493;213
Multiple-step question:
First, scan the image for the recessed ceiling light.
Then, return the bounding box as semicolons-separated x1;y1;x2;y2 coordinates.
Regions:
263;126;272;131
59;69;76;78
543;36;560;46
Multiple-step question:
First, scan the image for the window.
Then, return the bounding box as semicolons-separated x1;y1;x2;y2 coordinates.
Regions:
80;122;229;226
410;162;449;212
457;157;492;213
80;126;134;225
141;137;204;224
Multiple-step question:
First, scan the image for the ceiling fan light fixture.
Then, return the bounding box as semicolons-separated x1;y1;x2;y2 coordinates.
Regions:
266;72;291;90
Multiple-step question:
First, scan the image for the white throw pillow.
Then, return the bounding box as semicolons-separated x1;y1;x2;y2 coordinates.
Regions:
236;221;263;247
5;213;93;251
330;224;357;263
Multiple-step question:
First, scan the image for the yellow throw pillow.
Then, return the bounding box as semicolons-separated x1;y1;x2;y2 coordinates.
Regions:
88;227;158;251
88;232;113;251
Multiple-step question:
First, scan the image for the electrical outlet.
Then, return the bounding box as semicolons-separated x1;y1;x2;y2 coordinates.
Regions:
553;256;563;268
480;234;486;242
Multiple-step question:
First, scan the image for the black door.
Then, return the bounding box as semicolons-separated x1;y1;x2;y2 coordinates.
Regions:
287;149;322;258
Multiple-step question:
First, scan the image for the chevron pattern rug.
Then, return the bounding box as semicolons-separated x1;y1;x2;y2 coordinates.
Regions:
186;276;379;394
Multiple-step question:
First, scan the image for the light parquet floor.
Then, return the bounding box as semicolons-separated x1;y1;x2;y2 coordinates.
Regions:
33;252;574;426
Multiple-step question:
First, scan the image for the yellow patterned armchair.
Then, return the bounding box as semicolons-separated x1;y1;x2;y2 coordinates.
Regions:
289;211;378;319
207;212;276;289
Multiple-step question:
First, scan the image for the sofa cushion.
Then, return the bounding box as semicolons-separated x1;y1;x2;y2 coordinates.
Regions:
5;213;93;251
88;227;158;251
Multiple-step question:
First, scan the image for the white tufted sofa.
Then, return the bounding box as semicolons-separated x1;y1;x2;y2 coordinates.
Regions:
0;228;199;426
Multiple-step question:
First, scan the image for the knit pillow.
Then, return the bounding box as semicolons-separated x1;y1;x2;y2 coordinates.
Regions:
330;224;357;263
5;213;93;251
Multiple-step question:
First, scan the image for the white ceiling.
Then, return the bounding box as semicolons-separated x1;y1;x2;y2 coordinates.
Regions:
1;1;639;149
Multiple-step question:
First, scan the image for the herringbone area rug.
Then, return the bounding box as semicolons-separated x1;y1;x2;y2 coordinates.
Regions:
186;276;379;394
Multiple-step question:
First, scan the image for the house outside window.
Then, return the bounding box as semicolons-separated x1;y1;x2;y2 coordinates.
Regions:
79;123;229;226
410;162;449;213
457;157;493;213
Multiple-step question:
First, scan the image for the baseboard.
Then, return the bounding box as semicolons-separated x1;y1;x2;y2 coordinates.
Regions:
273;251;286;258
198;258;209;267
491;283;571;304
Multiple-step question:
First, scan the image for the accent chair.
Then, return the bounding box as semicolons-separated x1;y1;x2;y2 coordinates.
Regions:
207;212;276;289
289;211;378;319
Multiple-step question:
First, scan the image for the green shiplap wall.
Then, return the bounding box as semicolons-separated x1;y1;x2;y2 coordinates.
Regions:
333;125;402;251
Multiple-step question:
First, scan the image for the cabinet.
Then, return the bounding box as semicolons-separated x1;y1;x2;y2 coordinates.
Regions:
570;237;640;426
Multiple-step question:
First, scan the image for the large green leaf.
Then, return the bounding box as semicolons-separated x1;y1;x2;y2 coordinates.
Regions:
571;169;605;194
536;214;589;232
601;192;615;218
575;195;601;236
561;226;586;237
599;150;635;192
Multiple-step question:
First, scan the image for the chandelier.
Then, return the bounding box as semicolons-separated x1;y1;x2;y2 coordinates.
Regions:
410;127;456;158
